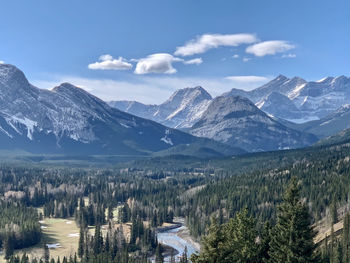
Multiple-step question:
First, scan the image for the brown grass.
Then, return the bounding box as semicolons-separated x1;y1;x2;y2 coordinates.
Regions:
0;218;79;263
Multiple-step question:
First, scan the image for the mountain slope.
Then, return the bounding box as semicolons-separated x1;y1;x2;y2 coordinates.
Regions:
316;127;350;147
0;64;242;156
189;96;317;152
108;86;212;129
256;92;302;120
288;105;350;139
223;75;350;123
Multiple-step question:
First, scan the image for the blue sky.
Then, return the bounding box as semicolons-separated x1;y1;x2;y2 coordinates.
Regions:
1;0;349;103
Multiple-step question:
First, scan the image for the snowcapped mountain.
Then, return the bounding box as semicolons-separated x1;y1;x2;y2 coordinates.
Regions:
0;64;242;156
189;96;317;152
223;75;350;123
109;86;212;129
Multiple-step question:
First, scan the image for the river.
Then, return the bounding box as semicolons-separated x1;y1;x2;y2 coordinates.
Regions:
156;219;200;262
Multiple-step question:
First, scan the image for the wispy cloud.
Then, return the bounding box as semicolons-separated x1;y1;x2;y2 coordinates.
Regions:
183;58;203;65
246;40;295;57
175;33;258;56
282;53;296;58
88;55;132;70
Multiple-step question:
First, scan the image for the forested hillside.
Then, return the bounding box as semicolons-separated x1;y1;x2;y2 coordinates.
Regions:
1;139;350;262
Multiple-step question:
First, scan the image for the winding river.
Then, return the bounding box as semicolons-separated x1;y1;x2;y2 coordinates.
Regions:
156;219;200;262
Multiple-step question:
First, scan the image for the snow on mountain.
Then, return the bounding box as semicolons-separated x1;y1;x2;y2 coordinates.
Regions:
190;96;317;152
0;63;238;156
109;86;212;129
256;92;302;120
223;75;350;123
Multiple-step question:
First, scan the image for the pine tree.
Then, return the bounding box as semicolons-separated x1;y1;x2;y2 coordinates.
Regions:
170;248;176;263
93;224;103;254
4;233;15;260
258;221;271;262
268;178;319;263
155;243;164;263
44;243;50;263
191;217;224;263
179;247;188;263
78;225;84;258
342;212;350;262
222;208;258;263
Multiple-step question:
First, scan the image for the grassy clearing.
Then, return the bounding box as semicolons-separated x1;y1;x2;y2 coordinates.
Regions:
0;218;79;263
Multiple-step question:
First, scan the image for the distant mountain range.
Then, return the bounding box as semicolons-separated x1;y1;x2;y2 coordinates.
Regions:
0;64;243;157
225;74;350;123
110;75;350;126
2;63;349;155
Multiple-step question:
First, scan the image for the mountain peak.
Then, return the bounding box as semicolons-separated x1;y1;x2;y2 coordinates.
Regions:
290;76;306;82
52;82;84;93
169;86;212;101
52;82;97;100
276;74;288;80
0;63;30;87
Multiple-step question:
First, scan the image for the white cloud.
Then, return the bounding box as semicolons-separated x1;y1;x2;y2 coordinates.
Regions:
0;61;4;64
282;53;296;58
174;33;258;56
232;54;239;59
183;58;203;65
243;57;252;62
88;55;132;70
134;53;183;74
99;54;113;61
246;40;295;57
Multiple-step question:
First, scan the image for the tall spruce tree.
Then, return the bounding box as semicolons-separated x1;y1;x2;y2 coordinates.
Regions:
222;208;258;263
191;217;225;263
268;178;319;263
342;212;350;262
44;244;50;263
78;225;84;258
4;233;14;260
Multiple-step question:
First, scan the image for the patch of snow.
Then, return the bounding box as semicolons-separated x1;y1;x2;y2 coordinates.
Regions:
288;83;306;99
0;126;13;138
161;136;173;145
120;123;130;128
285;116;320;124
68;233;79;237
320;120;332;126
255;100;265;109
6;116;37;140
46;243;61;249
316;77;329;83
